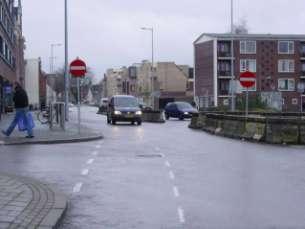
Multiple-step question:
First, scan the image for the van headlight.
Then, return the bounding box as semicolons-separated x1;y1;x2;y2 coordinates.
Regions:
136;111;142;115
114;111;122;115
184;112;189;115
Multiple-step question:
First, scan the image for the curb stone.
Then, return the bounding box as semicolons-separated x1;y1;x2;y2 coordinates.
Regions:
0;173;68;229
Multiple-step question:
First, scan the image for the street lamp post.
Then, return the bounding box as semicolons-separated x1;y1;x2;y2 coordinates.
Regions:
50;43;62;103
64;0;69;121
141;27;155;109
50;43;62;74
230;0;235;111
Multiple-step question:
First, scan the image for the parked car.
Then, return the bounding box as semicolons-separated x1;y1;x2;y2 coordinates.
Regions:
107;95;142;125
164;102;198;120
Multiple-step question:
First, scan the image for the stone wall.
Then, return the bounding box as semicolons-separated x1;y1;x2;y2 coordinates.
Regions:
189;112;305;145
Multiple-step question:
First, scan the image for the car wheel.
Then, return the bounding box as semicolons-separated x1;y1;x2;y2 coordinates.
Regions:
165;114;170;120
107;116;111;124
111;119;116;125
137;120;142;126
179;115;184;121
131;121;135;125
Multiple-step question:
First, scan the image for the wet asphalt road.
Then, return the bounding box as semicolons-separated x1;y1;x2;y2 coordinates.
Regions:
1;106;305;228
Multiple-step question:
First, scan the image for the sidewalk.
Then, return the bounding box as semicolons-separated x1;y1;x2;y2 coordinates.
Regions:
0;173;67;228
0;111;103;145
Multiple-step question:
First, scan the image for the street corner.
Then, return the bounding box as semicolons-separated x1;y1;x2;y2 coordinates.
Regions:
0;173;68;228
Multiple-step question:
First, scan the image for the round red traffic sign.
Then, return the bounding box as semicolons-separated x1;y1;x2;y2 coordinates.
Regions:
240;71;256;88
70;58;87;77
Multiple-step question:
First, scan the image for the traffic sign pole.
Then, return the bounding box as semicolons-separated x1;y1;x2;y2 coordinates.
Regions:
239;71;256;117
69;57;87;135
246;87;249;117
77;78;81;135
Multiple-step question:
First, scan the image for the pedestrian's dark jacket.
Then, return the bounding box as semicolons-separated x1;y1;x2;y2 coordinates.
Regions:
13;86;29;109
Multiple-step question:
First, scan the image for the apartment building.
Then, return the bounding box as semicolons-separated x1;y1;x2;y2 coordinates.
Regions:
0;0;24;116
103;61;193;109
103;67;137;99
194;33;305;111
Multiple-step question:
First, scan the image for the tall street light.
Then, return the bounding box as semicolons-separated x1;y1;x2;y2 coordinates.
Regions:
64;0;69;120
50;43;62;74
230;0;235;111
50;43;62;103
141;27;155;108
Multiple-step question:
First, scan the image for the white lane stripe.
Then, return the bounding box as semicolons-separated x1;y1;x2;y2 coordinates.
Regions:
81;169;89;176
173;186;180;197
178;207;185;223
87;158;94;164
92;151;98;156
165;161;171;167
95;145;101;149
169;171;175;180
155;147;160;151
73;182;83;193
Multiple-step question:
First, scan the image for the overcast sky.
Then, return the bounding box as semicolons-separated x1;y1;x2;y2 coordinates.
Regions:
23;0;305;82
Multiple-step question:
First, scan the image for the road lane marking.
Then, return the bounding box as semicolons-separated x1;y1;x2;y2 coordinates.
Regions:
73;182;83;193
173;186;180;197
169;171;175;180
165;161;171;168
155;147;160;151
92;151;98;156
81;169;89;176
178;207;185;223
87;158;94;164
95;145;101;149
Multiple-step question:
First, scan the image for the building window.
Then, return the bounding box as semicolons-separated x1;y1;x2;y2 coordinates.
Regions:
240;41;256;54
278;59;295;73
278;41;294;54
240;59;256;72
278;78;295;91
0;36;3;55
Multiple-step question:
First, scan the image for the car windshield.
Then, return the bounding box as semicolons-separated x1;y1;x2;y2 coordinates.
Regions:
114;97;138;107
176;102;193;109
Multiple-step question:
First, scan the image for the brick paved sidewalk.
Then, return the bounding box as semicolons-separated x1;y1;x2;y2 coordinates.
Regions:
0;112;103;145
0;174;67;229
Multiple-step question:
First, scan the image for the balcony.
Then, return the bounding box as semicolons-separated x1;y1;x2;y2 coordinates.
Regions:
301;71;305;79
218;71;231;78
300;51;305;59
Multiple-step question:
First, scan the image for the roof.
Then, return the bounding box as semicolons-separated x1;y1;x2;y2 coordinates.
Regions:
194;33;305;45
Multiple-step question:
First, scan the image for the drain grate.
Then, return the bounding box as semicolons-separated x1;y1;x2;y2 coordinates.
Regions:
136;154;163;158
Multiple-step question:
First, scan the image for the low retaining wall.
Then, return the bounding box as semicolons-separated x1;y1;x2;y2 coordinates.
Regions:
189;112;305;145
142;111;165;123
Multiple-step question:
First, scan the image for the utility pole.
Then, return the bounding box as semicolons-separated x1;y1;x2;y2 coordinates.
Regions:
141;27;155;109
64;0;69;120
230;0;236;111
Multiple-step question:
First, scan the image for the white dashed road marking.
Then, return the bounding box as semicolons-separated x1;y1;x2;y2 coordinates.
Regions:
155;147;160;151
169;171;175;180
87;158;94;164
178;207;185;223
165;161;171;168
92;151;98;156
173;186;180;198
73;182;83;193
81;169;89;176
95;145;101;149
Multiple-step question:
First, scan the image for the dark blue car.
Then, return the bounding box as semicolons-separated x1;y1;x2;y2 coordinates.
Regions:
164;102;198;120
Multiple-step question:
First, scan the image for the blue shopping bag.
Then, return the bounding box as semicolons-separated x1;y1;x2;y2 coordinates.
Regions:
18;112;35;132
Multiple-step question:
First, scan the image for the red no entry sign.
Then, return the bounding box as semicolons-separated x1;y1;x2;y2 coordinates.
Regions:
240;71;256;88
70;58;87;77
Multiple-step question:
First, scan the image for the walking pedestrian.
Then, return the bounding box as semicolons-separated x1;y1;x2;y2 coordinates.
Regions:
2;82;34;138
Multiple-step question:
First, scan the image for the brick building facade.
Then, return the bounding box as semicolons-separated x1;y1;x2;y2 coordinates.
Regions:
0;0;24;116
194;33;305;111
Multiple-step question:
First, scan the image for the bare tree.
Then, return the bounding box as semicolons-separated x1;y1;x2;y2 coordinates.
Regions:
233;18;249;34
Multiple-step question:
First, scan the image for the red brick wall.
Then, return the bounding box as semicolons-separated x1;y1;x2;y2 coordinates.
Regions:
195;41;214;97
